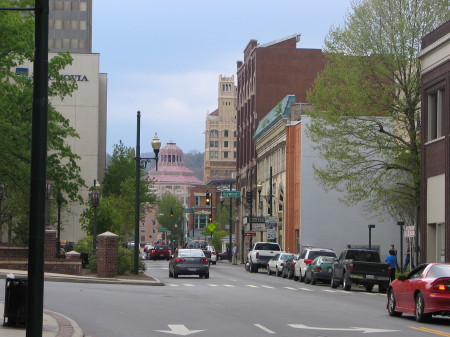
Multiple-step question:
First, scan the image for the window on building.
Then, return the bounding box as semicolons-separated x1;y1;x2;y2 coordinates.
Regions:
224;151;229;158
224;130;229;137
233;141;237;148
210;151;219;159
210;130;219;138
194;214;208;229
210;140;218;147
234;152;237;159
195;196;201;206
224;141;229;148
428;89;445;141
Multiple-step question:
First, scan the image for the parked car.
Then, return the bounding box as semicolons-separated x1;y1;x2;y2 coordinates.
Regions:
168;248;210;279
304;256;335;285
143;244;154;258
281;254;300;279
218;251;230;260
387;263;450;322
267;253;291;276
207;246;217;265
295;248;337;282
148;245;171;260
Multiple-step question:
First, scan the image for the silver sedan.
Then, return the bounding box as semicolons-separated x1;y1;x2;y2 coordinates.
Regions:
169;249;210;279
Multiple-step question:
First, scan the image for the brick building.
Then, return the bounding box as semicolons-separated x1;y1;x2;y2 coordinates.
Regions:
235;34;325;250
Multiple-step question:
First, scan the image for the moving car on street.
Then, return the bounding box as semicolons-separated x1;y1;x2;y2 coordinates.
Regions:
387;263;450;322
148;245;171;260
168;248;210;279
207;245;217;265
304;256;335;285
267;253;291;276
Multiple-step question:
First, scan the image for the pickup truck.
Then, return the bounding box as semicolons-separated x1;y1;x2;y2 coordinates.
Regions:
331;249;391;293
247;242;281;273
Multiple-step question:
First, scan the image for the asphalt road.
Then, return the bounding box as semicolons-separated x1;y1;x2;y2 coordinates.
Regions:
5;260;450;337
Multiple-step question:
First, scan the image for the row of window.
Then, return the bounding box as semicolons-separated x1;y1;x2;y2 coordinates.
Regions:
51;0;89;12
210;151;236;159
48;38;88;50
210;130;236;138
210;170;235;178
49;20;88;30
209;140;237;148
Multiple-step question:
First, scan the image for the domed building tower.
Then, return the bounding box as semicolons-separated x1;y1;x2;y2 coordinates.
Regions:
145;143;205;245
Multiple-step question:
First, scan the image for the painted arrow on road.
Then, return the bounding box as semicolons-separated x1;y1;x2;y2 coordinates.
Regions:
155;325;206;335
289;324;399;334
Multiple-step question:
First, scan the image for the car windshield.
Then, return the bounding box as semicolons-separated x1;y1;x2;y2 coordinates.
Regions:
280;254;292;261
319;257;335;264
178;249;205;257
427;264;450;278
345;250;380;262
185;241;208;249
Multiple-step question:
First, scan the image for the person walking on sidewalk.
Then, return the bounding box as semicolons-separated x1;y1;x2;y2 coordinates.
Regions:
403;241;414;272
232;243;238;265
385;249;397;282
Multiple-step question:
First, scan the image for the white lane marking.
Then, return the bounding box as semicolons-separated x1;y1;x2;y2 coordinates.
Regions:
246;285;259;288
167;284;180;287
183;284;195;287
208;284;220;287
289;324;399;333
254;324;275;334
284;287;297;290
155;324;206;335
260;285;275;289
223;284;235;287
299;287;314;292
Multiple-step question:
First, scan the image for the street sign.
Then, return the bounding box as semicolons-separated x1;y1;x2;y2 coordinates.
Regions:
207;223;216;232
185;208;194;213
222;191;241;198
404;226;415;238
245;232;256;236
158;227;168;232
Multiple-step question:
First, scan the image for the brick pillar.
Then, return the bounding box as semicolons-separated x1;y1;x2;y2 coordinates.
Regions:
44;230;57;260
97;231;119;278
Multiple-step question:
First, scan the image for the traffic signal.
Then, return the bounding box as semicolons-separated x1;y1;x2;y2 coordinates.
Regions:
205;192;210;206
209;214;213;222
170;208;174;216
246;191;252;204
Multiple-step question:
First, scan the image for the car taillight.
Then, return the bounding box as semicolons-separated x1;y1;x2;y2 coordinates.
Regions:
175;258;184;262
432;279;450;292
151;249;156;254
315;266;322;272
201;258;209;262
212;252;216;255
348;263;354;271
304;259;313;265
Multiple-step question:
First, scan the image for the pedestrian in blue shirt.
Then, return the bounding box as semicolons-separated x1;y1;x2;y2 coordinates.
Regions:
385;250;397;282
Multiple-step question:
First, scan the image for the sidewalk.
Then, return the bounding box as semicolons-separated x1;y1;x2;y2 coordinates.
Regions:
0;269;164;337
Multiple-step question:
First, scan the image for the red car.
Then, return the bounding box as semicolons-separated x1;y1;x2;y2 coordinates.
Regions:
148;245;171;260
387;263;450;322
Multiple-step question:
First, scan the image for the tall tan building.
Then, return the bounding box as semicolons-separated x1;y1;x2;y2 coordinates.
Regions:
204;75;237;185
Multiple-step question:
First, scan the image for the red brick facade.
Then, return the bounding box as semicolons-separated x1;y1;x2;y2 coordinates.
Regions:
96;232;118;278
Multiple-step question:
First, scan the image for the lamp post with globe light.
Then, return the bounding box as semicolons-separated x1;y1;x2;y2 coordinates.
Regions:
135;111;161;274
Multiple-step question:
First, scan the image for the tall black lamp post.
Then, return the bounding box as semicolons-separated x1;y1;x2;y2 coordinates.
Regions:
397;221;404;272
368;224;376;250
56;191;64;257
91;180;100;253
0;183;4;226
135;111;161;274
45;181;52;229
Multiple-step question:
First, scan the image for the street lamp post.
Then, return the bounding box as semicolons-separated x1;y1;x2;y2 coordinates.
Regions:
0;184;4;236
135;111;161;274
368;224;376;250
56;191;63;257
45;181;52;229
91;180;100;253
397;221;404;272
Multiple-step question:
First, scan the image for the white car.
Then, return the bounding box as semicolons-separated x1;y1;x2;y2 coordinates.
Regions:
207;246;217;265
267;253;291;276
294;248;337;282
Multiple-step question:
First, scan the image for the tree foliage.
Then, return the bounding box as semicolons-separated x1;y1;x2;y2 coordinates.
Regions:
156;192;184;244
80;142;156;242
306;0;450;223
0;0;86;241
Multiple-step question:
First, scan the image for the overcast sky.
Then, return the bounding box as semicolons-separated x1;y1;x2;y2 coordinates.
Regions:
92;0;353;155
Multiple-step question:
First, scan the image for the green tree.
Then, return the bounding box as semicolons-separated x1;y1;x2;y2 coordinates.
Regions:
306;0;450;224
156;192;184;246
80;142;156;242
0;0;86;242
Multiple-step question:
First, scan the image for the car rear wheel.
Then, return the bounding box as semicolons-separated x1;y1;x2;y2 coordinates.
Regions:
267;265;272;275
343;273;352;291
331;272;339;288
365;285;373;292
173;271;178;278
305;272;311;284
300;271;305;282
204;273;209;279
415;293;431;322
288;269;293;279
311;273;317;285
276;267;282;277
387;290;402;317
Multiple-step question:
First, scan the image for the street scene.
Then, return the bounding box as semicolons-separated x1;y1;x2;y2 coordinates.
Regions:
1;0;450;336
